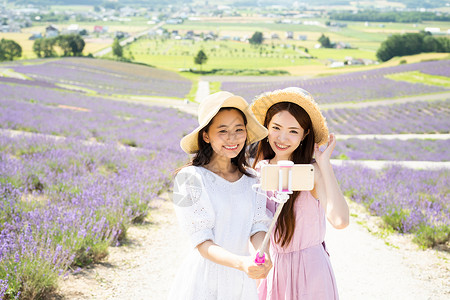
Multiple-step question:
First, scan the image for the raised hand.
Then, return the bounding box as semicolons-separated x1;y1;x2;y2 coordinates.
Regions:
314;133;336;167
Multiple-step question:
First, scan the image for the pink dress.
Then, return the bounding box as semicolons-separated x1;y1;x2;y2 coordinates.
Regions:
256;160;339;300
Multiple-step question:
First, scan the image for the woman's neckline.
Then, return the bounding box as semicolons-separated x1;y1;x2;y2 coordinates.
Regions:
199;166;245;184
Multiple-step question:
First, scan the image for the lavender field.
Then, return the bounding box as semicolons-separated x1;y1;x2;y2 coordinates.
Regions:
0;83;196;150
335;165;449;248
223;60;450;103
7;58;192;98
324;99;450;134
1;56;449;298
333;138;450;161
0;60;197;298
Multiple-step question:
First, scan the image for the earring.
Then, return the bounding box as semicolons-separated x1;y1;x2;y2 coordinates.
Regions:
266;137;269;142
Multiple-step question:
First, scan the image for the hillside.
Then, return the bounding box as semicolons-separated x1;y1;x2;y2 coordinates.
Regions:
1;57;192;98
0;52;448;299
222;59;450;103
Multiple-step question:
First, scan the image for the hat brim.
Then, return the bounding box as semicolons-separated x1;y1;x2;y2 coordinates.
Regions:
250;88;329;146
181;95;268;154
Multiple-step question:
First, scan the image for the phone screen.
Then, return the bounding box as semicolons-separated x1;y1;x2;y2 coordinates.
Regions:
260;164;314;191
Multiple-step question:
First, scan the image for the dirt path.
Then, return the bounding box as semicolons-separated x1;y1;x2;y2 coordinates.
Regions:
54;195;190;300
54;194;449;300
327;201;449;300
195;80;210;103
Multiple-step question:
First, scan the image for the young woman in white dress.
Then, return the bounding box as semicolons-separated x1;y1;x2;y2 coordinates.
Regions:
169;91;272;300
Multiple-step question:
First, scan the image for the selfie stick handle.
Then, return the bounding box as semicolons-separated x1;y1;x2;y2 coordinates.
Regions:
255;161;293;265
255;201;285;264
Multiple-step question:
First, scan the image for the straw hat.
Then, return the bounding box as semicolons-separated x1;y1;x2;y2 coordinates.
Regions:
180;91;268;154
250;87;329;146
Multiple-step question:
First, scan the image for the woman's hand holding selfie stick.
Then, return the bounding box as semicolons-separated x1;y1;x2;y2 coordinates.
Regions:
255;160;294;265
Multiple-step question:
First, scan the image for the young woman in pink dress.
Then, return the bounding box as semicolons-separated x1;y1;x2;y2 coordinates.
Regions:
250;87;349;300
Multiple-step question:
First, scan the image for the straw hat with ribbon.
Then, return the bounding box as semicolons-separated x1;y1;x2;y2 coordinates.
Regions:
180;91;268;154
250;87;329;146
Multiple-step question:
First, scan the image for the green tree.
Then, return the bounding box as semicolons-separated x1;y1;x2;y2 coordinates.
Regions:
112;38;123;58
318;34;331;48
0;38;22;61
423;35;440;52
375;32;445;62
43;39;57;57
33;38;57;58
376;34;402;61
435;37;450;52
56;34;85;56
194;50;208;70
249;31;263;45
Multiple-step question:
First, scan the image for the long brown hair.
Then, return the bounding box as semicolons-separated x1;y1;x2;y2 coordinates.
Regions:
178;107;253;177
253;102;315;247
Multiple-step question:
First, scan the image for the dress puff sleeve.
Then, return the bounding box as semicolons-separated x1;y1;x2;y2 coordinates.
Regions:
172;166;215;248
247;168;272;236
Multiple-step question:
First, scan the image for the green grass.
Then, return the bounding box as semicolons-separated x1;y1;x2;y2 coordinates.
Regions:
185;80;199;102
209;81;221;94
126;38;321;72
340;26;388;43
309;47;377;60
385;71;450;88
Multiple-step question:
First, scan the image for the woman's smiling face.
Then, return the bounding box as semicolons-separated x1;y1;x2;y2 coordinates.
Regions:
203;108;247;159
268;110;306;161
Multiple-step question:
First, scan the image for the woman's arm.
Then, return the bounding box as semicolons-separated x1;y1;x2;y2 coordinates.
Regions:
314;134;349;229
197;239;269;279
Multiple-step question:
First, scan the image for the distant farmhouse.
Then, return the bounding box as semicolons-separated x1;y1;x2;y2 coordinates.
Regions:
46;25;59;37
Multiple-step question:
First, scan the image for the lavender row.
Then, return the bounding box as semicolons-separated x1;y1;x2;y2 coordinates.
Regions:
0;76;61;90
333;138;450;161
420;60;450;77
335;164;449;247
222;60;450;103
1;82;447;141
0;83;197;151
0;127;189;298
324;100;450;134
9;58;192;98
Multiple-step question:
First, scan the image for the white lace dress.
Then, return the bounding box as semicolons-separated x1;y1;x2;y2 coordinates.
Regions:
168;165;270;300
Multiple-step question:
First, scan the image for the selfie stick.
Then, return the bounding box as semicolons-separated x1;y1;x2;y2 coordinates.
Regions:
255;160;294;265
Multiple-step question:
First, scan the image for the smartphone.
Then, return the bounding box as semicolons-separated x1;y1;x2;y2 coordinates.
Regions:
260;164;315;191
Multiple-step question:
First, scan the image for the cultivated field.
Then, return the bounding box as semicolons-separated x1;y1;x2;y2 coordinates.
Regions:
1;4;449;298
0;57;197;298
1;56;448;298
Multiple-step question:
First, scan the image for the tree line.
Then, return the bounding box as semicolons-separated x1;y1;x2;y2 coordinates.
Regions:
33;34;85;58
0;34;86;61
376;32;450;62
330;10;450;23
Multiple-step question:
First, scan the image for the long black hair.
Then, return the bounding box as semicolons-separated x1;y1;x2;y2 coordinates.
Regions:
253;102;315;247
